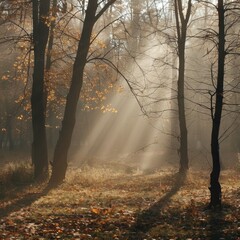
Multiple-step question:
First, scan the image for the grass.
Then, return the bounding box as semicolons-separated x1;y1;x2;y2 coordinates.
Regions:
0;165;239;239
0;160;34;198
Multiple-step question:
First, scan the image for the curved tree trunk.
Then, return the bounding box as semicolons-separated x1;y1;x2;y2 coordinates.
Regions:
49;0;117;186
49;0;99;186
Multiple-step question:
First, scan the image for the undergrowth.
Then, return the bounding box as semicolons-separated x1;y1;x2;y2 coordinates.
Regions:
0;161;34;198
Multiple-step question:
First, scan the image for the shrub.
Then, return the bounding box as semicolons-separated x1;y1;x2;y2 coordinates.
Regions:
0;161;34;195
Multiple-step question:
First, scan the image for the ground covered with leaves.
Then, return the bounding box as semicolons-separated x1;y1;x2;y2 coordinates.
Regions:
0;166;239;239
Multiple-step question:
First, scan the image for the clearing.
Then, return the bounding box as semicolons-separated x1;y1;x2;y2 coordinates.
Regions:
0;167;239;239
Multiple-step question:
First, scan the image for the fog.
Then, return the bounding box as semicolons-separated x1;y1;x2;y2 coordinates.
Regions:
0;0;239;174
1;2;240;239
69;33;239;172
70;41;174;171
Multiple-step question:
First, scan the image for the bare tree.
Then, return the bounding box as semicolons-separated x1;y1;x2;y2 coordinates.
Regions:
207;0;225;208
194;0;240;208
174;0;192;173
123;0;192;172
208;0;240;208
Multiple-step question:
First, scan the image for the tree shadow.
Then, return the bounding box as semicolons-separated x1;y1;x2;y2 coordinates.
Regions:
204;182;240;239
0;183;50;218
204;203;236;240
130;172;186;235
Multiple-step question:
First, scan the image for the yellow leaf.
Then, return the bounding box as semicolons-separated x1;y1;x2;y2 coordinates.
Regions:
91;207;100;215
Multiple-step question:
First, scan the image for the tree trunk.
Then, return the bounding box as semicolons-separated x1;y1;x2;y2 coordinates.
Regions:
31;0;50;180
45;0;57;154
177;39;189;173
174;0;192;173
46;0;57;71
49;0;99;186
209;0;225;208
6;115;14;150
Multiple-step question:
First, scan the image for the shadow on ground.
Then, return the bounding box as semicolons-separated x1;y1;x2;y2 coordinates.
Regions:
0;183;50;219
126;172;186;239
126;172;240;240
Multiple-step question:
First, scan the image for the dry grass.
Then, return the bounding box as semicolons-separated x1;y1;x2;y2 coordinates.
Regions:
0;160;34;198
0;166;239;239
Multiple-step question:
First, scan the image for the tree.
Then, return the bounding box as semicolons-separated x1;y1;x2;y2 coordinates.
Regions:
49;0;117;186
121;0;192;173
207;0;240;208
174;0;192;173
208;0;224;208
31;0;50;180
0;1;33;151
195;0;240;208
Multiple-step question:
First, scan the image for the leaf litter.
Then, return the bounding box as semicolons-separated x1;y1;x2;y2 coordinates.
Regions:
0;168;239;239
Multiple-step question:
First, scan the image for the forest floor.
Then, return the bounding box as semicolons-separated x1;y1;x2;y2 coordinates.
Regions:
0;165;239;240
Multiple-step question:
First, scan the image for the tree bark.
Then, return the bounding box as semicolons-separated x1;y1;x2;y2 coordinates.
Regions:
49;0;99;186
178;39;189;173
31;0;50;180
209;0;225;208
49;0;117;186
174;0;191;173
46;0;57;71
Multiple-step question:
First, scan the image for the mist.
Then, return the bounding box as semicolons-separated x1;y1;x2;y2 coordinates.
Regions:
68;34;238;172
0;1;240;239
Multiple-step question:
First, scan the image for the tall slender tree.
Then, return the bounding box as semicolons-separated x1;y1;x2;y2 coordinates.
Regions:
31;0;50;180
199;0;240;208
208;0;225;208
174;0;192;173
49;0;116;186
